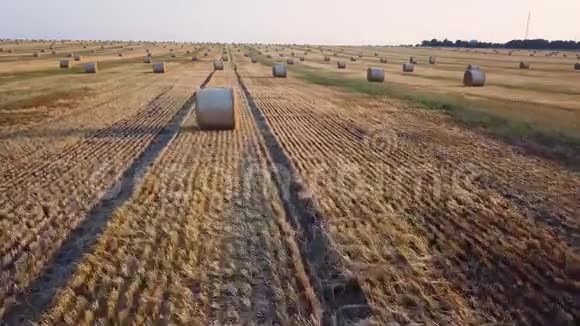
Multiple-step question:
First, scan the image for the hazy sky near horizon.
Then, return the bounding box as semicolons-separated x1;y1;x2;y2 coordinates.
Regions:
1;0;579;44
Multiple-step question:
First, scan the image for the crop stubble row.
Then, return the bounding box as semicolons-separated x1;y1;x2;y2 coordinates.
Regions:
233;55;580;325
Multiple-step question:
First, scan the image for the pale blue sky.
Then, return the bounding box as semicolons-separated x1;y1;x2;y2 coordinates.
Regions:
1;0;579;44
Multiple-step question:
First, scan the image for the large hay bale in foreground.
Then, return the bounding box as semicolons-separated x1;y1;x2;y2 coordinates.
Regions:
84;62;98;73
463;69;486;87
337;61;346;69
153;62;166;73
519;61;530;69
402;63;414;72
74;54;82;61
367;67;384;82
272;63;287;78
59;60;71;69
213;60;224;70
144;56;152;63
196;87;235;130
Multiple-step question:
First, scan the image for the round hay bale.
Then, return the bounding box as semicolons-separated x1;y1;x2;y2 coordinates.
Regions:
192;55;198;61
118;53;124;57
324;56;331;61
144;56;152;63
337;61;346;69
428;56;436;64
402;63;414;72
52;50;57;55
250;57;258;63
380;57;388;63
519;61;530;69
299;56;305;61
272;63;287;78
350;57;357;62
266;54;272;58
575;63;580;70
466;64;480;70
463;69;486;87
186;50;191;54
195;87;235;130
279;53;284;57
367;68;384;82
84;62;98;73
204;52;209;56
8;49;14;53
286;58;294;65
171;53;176;58
147;52;152;57
32;52;40;57
374;52;378;56
40;49;45;53
409;56;417;64
213;60;224;70
153;62;166;73
59;60;71;69
222;55;229;61
74;54;82;61
291;51;295;56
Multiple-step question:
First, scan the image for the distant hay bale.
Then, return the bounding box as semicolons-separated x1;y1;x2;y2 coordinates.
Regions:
519;61;530;69
59;60;71;69
272;63;287;78
409;56;417;64
367;68;384;82
324;56;331;61
299;56;305;61
195;87;235;130
213;60;224;70
463;68;486;87
428;56;436;64
291;51;295;56
153;62;166;73
279;53;284;57
90;50;95;53
374;52;378;56
118;53;124;57
51;50;57;54
358;53;363;57
402;63;414;72
251;57;258;63
286;58;294;65
466;64;480;70
74;54;82;61
33;52;40;57
204;52;209;56
337;61;346;69
380;57;388;63
191;55;198;61
186;50;191;54
222;55;229;61
84;62;98;73
8;49;13;53
266;54;272;58
144;56;152;63
171;53;176;58
147;52;152;57
350;57;357;62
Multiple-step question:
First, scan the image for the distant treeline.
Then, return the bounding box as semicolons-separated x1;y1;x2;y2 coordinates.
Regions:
420;38;580;51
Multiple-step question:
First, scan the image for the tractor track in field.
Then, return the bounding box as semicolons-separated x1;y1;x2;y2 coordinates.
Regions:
235;66;373;325
1;69;216;324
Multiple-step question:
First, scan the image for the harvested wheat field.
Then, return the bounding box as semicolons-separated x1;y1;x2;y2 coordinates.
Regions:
0;40;579;326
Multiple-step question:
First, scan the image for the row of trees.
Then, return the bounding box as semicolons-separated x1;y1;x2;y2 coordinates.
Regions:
421;39;580;50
